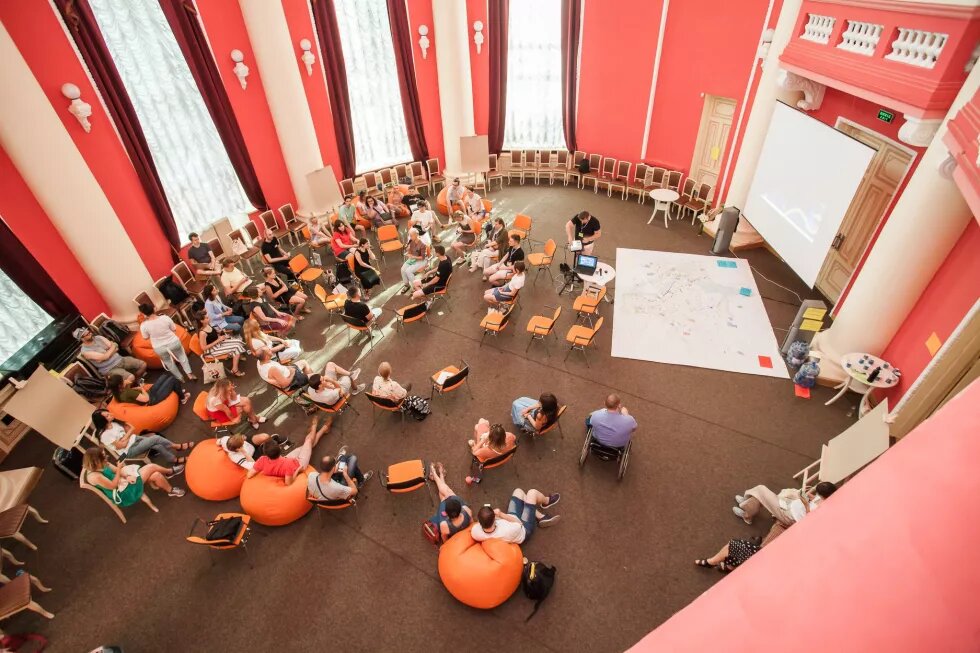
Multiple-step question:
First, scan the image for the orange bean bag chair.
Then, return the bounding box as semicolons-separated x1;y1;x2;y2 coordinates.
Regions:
438;530;523;609
436;187;450;216
130;327;193;370
186;440;247;501
107;385;179;434
240;466;315;526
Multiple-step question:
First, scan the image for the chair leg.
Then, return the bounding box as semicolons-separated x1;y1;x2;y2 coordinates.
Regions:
30;574;51;593
26;600;54;620
1;548;24;566
12;532;37;551
141;493;159;513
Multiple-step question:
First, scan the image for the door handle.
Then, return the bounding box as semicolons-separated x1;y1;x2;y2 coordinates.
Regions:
831;233;846;251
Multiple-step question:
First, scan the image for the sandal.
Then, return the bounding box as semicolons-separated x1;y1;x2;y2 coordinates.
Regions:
174;456;187;465
695;559;714;568
181;391;191;405
187;374;199;381
231;370;246;377
177;441;197;451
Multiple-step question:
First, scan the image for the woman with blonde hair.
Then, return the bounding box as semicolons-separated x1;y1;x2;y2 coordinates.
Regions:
206;379;265;430
372;362;430;420
82;446;183;502
243;318;301;362
198;312;247;377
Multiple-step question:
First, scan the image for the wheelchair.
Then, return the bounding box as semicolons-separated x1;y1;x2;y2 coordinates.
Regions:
578;427;630;481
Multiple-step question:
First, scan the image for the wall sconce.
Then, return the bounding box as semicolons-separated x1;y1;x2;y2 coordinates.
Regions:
61;83;92;133
756;28;775;68
418;25;430;59
230;49;249;90
473;21;484;54
299;38;316;77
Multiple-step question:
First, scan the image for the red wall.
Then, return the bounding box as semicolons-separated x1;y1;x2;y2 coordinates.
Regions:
466;0;489;137
407;0;445;166
0;148;109;319
879;220;980;403
196;0;296;212
0;2;174;278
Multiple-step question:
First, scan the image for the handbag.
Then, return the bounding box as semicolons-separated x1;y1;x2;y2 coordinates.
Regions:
231;238;248;256
202;360;226;384
112;464;141;504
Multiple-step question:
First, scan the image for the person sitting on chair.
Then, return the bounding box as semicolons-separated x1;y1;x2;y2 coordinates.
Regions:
483;260;525;310
245;286;294;335
511;393;560;434
262;266;309;318
343;286;382;326
352;239;382;299
446;178;469;212
400;228;429;290
256;347;315;391
364;196;395;228
386;186;410;219
586;394;636;448
76;326;146;383
428;462;472;543
204;285;244;333
260;231;297;281
307;446;374;502
243;317;301;362
472;488;561;544
92;409;191;471
186;232;220;276
206;379;266;430
337;195;358;231
108;372;189;407
464;191;487;220
470;223;507;274
306;363;365;407
198;312;248;377
331;220;358;261
371;361;411;400
409;200;446;244
484;234;525;285
220;258;251;297
308;215;332;247
218;432;273;471
565;211;602;256
411;245;452;301
733;481;838;527
466;420;517;485
82;447;184;500
450;211;477;265
248;416;330;486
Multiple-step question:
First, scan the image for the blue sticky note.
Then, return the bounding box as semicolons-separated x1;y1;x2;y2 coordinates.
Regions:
739;287;752;297
716;260;737;269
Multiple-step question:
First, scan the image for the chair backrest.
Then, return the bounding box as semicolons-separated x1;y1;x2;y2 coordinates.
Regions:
288;254;309;275
314;284;328;304
394;163;408;179
698;183;713;202
592;316;605;337
681;177;696;197
524;150;537;166
260;210;277;230
539;150;551;165
425;158;439;175
302;226;311;241
383;459;427;492
341;313;369;330
550;305;562;324
345;253;355;273
543;238;557;259
633;163;649;183
379;168;394;185
482;198;493;212
600;157;616;175
651;167;666;184
187;332;204;357
666;170;682;190
207;238;225;259
485;309;511;331
440;361;469;390
244;221;260;242
510;150;524;166
172;261;195;285
62;361;94;385
410;161;426;177
377;224;399;243
514;213;532;231
482;447;517;469
134;291;153;308
488;153;498;171
279;203;296;225
363;171;378;188
340;178;355;196
555;150;568;167
573;150;586;166
616;160;631;179
366;392;403;410
587;153;601;172
401;302;428;321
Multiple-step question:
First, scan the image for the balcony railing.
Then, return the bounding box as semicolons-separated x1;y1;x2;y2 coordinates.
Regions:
884;28;949;69
837;20;882;56
801;13;835;44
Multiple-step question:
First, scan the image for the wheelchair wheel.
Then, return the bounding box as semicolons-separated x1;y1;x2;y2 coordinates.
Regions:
617;441;631;481
578;429;592;466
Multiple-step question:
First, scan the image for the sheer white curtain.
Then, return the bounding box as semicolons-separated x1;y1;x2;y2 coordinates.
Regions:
0;270;52;364
503;0;564;150
89;0;251;241
334;0;413;173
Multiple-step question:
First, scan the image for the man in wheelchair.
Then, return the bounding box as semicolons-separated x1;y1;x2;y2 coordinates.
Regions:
586;394;636;449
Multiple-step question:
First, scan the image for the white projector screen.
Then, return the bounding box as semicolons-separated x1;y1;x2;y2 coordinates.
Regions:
744;102;875;287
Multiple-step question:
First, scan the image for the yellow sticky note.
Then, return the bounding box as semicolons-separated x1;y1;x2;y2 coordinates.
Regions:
710;145;721;161
800;319;823;332
803;307;827;320
925;332;942;356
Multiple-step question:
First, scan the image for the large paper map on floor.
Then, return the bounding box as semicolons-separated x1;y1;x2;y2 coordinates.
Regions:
611;249;788;378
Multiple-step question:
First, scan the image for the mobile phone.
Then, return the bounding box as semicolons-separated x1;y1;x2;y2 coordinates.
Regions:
338;461;347;472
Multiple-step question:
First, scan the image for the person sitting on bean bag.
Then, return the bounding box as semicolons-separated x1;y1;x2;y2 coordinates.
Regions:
93;409;191;472
218;433;274;470
472;488;562;544
246;416;329;486
428;462;472;544
108;372;190;406
307;445;374;502
207;379;266;430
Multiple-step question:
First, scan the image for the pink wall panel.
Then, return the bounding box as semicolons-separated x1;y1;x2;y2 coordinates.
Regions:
466;0;489;136
0;2;174;278
0;147;109;319
196;0;296;210
880;221;980;403
407;0;445;165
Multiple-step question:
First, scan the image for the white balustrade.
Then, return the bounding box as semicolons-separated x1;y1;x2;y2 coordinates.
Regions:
837;20;882;56
885;28;948;69
965;42;980;74
801;14;835;45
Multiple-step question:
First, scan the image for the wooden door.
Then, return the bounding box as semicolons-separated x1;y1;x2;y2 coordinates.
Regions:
689;95;736;187
816;123;913;302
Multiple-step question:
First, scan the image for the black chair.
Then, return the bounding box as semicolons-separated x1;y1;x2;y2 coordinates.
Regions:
468;447;517;485
430;360;473;400
341;313;383;349
365;392;406;425
578;427;631;481
394;302;430;333
307;496;358;528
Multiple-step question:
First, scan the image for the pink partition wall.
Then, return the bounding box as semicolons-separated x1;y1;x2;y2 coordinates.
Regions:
632;379;980;653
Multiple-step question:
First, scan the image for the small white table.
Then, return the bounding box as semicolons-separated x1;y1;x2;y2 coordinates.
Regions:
647;189;679;228
577;262;615;303
826;352;900;416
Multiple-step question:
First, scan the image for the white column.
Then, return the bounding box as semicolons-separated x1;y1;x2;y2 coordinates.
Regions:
0;23;154;322
813;66;979;369
432;0;475;177
239;0;323;212
724;0;803;208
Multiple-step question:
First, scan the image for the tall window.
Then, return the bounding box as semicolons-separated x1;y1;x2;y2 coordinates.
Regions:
0;271;52;364
503;0;564;150
89;0;251;240
334;0;413;172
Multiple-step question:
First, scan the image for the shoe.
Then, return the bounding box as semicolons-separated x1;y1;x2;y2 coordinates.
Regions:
167;464;185;477
168;487;186;498
538;514;561;528
358;470;375;487
735;494;746;505
337;445;349;458
352;383;366;396
543;492;560;509
733;506;751;523
399;284;411;295
404;382;413;392
350;368;362;382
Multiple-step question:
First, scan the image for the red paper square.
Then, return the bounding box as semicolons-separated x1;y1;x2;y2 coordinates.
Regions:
757;355;773;369
794;384;811;399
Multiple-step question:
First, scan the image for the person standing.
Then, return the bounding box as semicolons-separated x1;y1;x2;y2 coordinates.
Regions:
138;304;196;382
565;211;602;255
586;394;637;448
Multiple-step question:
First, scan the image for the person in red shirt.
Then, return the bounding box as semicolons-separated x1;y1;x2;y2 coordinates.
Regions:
247;415;331;485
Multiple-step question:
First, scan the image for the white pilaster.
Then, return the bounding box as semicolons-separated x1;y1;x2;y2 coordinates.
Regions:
0;23;154;321
239;0;323;211
432;0;475;176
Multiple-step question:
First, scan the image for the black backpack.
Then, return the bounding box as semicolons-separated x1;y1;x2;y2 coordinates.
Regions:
576;158;589;174
521;561;556;622
71;375;109;400
159;278;189;304
100;319;131;344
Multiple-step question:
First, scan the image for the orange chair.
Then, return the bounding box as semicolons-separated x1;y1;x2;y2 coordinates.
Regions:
191;391;243;435
527;239;556;283
525;306;561;353
240;467;315;526
302;226;330;255
430;360;472;400
480;309;512;347
467;446;517;485
340;313;383;350
107;385;179;434
564;316;604;367
394;302;430;333
307;496;358;528
436;187;450;216
288;253;324;289
573;286;607;326
185;442;247;501
509;213;532;241
438;530;523;609
427;270;454;312
313;284;344;324
376;224;403;266
522;404;568;440
380;459;432;504
365;392;405;425
186;513;253;564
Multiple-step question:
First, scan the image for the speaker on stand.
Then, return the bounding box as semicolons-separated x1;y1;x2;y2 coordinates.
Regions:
711;206;741;255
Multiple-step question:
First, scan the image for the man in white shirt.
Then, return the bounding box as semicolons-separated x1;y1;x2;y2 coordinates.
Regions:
471;487;561;544
483;261;525;309
733;481;837;526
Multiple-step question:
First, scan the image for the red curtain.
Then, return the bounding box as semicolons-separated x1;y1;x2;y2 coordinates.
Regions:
560;0;581;152
0;219;78;318
311;0;356;179
487;0;509;155
54;0;181;252
159;0;268;211
386;0;429;162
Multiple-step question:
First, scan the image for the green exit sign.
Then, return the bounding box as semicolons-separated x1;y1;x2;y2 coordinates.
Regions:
877;109;895;123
